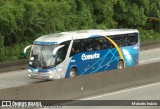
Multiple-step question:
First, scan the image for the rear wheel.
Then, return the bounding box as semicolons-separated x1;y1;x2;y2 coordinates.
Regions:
69;68;77;77
117;60;124;69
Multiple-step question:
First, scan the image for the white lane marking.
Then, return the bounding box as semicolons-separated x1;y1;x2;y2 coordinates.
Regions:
83;82;160;100
62;82;160;105
0;84;5;87
139;58;160;63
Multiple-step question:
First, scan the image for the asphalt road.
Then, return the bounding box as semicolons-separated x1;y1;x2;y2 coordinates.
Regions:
0;47;160;89
61;46;160;109
60;82;160;109
139;47;160;65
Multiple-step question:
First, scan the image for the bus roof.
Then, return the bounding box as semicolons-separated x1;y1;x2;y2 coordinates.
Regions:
34;29;139;44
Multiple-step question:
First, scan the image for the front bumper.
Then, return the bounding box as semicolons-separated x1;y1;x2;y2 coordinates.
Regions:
28;72;54;80
28;70;64;80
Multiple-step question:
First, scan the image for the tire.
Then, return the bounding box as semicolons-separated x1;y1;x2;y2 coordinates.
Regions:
117;60;124;69
69;68;77;77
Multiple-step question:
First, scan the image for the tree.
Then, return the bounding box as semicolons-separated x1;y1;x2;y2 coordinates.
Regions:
113;0;147;28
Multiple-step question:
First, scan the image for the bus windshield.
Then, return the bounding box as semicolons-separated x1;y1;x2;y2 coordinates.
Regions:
29;44;58;68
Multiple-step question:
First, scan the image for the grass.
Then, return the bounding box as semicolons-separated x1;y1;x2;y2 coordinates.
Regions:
0;41;31;62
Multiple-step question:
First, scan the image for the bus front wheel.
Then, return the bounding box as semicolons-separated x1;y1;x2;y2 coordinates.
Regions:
69;68;77;77
117;60;124;69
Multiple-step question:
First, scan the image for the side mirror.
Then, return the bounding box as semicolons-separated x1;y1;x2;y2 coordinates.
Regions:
52;45;64;57
24;45;32;58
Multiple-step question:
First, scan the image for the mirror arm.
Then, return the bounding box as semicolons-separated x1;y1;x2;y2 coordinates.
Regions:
24;45;32;57
52;45;65;56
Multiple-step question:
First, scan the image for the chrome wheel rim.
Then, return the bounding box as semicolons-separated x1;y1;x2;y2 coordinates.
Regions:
70;71;75;77
118;61;123;69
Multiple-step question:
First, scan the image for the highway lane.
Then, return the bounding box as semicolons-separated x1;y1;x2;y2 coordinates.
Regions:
139;47;160;65
0;70;46;89
0;47;160;89
61;82;160;109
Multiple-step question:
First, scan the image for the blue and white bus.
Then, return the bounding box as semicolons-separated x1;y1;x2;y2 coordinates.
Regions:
24;29;140;80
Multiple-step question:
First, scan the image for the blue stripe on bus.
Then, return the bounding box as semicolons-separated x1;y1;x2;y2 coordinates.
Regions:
34;41;58;45
65;48;120;78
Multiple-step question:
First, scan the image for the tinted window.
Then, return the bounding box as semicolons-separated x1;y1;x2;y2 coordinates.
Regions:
83;38;94;52
56;41;70;65
110;33;138;47
94;37;114;50
55;47;65;65
127;33;138;45
60;40;70;56
70;39;82;56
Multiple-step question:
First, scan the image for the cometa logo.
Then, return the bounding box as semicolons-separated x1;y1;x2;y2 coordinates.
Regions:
81;53;100;60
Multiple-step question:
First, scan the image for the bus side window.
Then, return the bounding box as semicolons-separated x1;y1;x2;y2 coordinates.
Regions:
127;33;138;46
94;38;101;50
124;35;130;46
70;40;81;57
114;35;127;47
56;41;71;65
60;40;70;49
105;36;115;48
56;47;65;65
83;38;94;52
94;37;114;50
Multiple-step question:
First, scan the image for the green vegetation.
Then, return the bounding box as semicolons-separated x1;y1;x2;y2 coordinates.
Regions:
0;0;159;62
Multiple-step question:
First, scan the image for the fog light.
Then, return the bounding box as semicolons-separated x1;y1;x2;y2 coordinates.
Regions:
28;74;31;77
49;75;53;79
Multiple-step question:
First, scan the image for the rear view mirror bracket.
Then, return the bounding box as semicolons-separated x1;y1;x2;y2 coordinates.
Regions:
24;45;32;58
52;45;65;57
